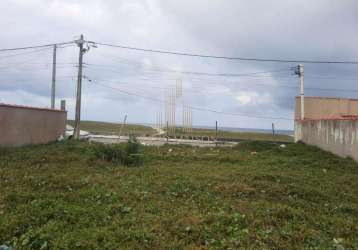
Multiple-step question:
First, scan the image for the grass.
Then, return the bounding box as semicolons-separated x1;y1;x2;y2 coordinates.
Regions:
0;141;357;249
67;120;156;136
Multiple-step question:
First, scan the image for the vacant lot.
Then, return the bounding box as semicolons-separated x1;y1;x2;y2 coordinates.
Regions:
0;141;357;249
68;120;293;142
67;120;156;136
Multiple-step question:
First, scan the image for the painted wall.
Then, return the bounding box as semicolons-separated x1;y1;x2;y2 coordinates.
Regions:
295;96;358;120
295;119;358;161
0;104;67;146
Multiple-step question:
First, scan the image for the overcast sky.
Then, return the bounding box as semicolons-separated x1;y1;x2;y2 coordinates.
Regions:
1;0;358;130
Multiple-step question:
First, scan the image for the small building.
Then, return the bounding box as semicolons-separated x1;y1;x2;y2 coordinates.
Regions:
294;96;358;161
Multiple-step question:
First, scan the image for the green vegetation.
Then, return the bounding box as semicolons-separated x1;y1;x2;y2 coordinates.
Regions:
67;120;156;136
91;137;143;167
0;141;357;249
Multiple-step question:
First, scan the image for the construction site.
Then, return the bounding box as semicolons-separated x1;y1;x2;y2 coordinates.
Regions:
1;1;358;249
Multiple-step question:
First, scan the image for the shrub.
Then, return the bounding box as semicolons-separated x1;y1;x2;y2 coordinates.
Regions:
91;137;143;167
234;141;277;152
125;136;143;166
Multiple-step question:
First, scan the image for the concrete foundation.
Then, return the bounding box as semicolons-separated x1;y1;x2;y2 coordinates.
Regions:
295;119;358;161
0;103;67;146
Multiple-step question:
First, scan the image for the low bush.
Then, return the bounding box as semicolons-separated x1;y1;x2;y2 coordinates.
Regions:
234;141;278;152
91;137;143;167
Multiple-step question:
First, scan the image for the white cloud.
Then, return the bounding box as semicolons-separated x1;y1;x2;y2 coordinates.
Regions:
235;91;273;106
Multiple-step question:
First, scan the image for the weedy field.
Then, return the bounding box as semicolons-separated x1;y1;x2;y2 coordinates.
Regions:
67;120;156;136
0;141;357;249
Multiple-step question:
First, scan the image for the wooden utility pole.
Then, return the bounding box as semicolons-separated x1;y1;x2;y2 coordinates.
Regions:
51;44;56;109
215;120;218;146
73;35;85;139
299;64;305;120
215;120;218;138
295;64;305;120
166;121;169;142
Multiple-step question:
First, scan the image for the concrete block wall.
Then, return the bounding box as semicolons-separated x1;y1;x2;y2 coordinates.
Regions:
0;103;67;146
295;119;358;161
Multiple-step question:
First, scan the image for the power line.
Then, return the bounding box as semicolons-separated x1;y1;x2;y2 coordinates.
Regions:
84;64;358;94
89;74;358;97
85;62;291;77
84;63;294;80
84;77;221;96
0;41;75;52
92;41;358;64
85;62;358;82
84;63;358;95
0;47;52;59
87;79;293;121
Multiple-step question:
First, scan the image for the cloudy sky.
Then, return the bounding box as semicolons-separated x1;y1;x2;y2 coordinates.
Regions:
1;0;358;130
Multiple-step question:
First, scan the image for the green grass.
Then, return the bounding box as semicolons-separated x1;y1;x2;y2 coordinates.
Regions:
0;141;357;249
67;120;156;136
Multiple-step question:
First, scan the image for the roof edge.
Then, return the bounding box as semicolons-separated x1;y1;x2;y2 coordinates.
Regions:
0;103;67;113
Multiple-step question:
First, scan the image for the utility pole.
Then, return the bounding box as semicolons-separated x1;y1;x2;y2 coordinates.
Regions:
272;122;275;137
215;120;218;146
296;64;305;120
73;35;85;139
173;88;176;139
51;44;56;109
166;121;169;142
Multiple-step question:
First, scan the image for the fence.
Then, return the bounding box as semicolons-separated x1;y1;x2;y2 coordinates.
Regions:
295;118;358;161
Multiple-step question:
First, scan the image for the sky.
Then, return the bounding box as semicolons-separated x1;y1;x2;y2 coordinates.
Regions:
0;0;358;130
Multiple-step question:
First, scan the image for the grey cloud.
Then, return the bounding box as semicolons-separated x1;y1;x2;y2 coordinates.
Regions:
0;0;357;129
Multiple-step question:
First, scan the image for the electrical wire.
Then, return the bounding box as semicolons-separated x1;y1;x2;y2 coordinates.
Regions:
85;62;292;78
84;77;222;96
0;47;53;60
84;63;294;81
92;41;358;64
84;64;358;94
0;41;75;52
86;79;293;121
85;62;358;82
